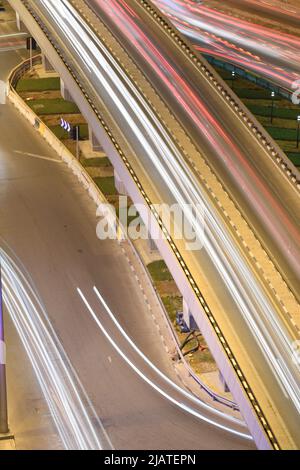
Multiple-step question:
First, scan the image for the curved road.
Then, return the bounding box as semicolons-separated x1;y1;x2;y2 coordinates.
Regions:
0;17;252;450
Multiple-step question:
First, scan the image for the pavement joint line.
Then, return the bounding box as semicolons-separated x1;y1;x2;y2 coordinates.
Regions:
14;149;62;163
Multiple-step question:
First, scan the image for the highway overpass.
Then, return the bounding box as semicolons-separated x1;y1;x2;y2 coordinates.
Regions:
8;0;300;449
0;10;254;449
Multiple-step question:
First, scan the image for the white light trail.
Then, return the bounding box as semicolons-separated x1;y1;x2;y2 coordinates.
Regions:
77;287;251;439
92;285;250;434
0;248;113;450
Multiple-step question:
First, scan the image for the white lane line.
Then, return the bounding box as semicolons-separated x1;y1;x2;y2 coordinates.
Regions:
14;150;62;163
0;45;27;52
0;33;28;38
77;288;251;440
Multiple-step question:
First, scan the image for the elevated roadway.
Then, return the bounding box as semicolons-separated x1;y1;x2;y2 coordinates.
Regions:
8;0;300;449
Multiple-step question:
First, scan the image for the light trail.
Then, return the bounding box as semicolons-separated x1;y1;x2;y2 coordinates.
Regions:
92;285;251;434
39;0;300;417
0;248;113;450
95;0;300;280
77;288;252;440
153;0;300;91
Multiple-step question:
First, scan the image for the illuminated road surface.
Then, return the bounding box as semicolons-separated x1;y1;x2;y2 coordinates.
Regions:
153;0;300;91
223;0;300;28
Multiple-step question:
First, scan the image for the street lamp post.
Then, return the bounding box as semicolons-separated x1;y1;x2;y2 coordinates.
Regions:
231;70;236;89
75;125;79;161
270;91;275;124
0;263;8;435
297;115;300;148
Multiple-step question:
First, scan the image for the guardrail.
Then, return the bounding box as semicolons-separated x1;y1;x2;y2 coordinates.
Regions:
9;53;42;88
7;55;240;413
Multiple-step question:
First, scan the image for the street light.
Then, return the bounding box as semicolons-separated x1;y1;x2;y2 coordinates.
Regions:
231;70;236;89
297;115;300;148
0;262;8;435
270;91;275;124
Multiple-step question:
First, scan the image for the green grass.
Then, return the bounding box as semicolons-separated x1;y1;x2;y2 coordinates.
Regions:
234;88;282;100
256;116;298;129
93;176;117;195
27;98;79;115
286;152;300;166
248;104;300;120
211;64;300;166
16;77;60;92
147;260;173;282
265;126;298;141
50;123;88;140
81;157;111;168
161;296;182;323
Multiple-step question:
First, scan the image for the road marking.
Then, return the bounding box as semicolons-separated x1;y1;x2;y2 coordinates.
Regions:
14;150;62;163
0;33;28;39
107;356;112;364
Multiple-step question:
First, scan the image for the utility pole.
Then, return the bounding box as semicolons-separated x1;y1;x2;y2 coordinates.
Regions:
26;37;37;70
29;37;33;70
76;125;79;161
297;115;300;148
0;262;8;435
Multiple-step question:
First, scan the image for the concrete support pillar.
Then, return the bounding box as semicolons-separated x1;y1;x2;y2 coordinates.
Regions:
89;127;102;151
182;298;190;328
42;54;55;73
60;79;73;101
148;233;158;252
182;298;198;330
114;169;127;196
219;371;230;393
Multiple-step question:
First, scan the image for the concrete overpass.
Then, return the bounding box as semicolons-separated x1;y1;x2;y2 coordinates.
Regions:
8;0;300;449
